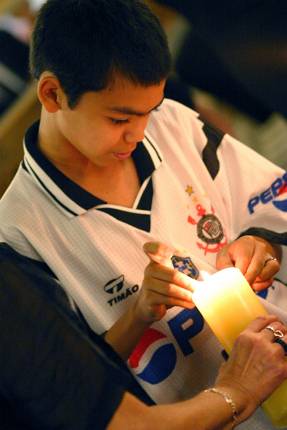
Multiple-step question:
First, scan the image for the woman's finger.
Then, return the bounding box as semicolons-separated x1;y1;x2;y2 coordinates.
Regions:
243;315;279;333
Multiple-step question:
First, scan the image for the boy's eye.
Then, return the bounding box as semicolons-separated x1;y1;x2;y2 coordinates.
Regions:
110;118;129;125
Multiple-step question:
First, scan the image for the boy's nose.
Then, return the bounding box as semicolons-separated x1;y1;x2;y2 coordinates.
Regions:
124;116;149;144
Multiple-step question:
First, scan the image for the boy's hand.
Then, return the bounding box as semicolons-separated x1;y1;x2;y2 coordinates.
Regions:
216;235;281;291
132;242;195;324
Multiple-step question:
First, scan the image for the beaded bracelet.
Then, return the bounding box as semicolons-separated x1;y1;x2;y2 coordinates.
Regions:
204;387;239;428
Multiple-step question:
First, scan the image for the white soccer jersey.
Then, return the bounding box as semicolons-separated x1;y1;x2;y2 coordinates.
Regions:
1;99;287;429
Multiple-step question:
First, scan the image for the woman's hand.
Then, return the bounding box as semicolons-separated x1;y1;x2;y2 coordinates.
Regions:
214;315;287;423
216;235;281;291
132;242;195;324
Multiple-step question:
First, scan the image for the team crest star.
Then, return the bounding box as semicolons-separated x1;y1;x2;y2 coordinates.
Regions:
185;185;194;196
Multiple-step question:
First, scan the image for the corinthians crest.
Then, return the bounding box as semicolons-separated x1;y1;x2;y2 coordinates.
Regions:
197;214;224;244
187;199;227;255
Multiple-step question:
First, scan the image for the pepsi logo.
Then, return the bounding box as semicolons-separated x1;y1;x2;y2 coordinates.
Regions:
129;328;177;384
272;184;287;212
248;172;287;214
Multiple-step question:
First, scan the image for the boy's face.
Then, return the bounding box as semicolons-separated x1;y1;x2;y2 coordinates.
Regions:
55;75;166;168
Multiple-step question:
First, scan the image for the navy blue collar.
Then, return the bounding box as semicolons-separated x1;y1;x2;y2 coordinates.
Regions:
22;121;162;230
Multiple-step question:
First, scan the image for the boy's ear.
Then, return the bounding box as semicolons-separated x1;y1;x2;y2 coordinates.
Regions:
37;73;65;113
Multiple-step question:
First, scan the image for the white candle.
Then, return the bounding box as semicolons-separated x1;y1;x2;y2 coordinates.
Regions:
189;267;287;428
192;267;267;352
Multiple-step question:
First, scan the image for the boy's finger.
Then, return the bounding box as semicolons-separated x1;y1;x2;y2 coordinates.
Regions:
216;252;234;270
143;241;174;264
146;263;195;292
147;279;194;302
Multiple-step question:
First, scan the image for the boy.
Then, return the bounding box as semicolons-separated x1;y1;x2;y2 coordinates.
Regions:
0;1;287;427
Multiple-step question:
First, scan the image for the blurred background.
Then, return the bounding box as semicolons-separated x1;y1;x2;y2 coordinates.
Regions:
1;0;287;198
0;0;42;196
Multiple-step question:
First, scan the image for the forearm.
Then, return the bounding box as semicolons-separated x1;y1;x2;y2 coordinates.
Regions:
151;391;238;430
108;388;250;430
104;306;150;360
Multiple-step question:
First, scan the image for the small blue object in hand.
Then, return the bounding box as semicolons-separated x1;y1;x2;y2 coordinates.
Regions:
171;255;199;279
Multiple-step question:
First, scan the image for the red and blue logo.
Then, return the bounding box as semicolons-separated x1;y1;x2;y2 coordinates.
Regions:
129;328;177;384
272;183;287;212
248;172;287;214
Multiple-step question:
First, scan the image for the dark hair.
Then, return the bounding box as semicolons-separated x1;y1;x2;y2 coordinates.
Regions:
30;0;171;107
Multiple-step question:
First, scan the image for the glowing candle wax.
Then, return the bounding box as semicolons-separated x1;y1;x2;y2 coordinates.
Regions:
189;267;287;428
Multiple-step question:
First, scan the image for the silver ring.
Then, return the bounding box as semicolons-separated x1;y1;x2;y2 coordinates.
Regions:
265;325;284;338
263;256;278;267
274;338;287;355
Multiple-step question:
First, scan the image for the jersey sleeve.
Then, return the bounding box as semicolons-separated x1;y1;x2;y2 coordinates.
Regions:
210;129;287;281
